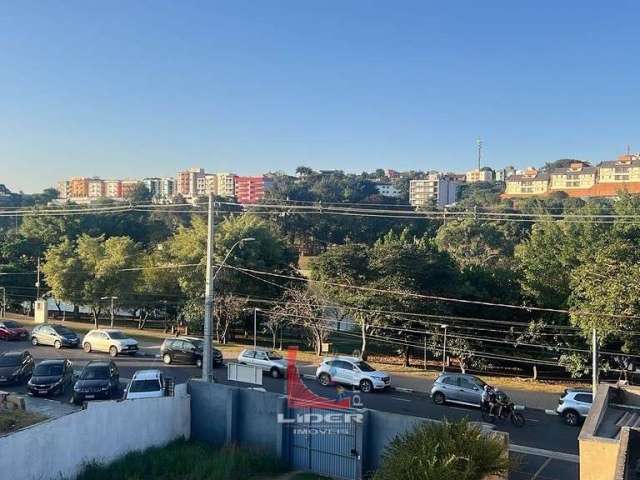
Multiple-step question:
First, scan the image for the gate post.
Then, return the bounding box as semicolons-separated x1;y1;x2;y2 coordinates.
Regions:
356;409;368;480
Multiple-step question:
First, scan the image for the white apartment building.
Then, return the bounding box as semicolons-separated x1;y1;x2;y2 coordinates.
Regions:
204;174;218;195
176;167;205;198
104;180;122;198
409;173;459;209
87;179;105;198
375;183;401;197
495;166;517;182
217;173;236;198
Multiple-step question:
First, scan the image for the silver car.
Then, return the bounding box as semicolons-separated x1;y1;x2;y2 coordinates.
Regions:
430;373;487;407
556;388;592;426
237;349;287;378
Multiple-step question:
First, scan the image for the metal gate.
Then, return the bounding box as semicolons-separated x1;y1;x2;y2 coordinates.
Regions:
287;406;362;480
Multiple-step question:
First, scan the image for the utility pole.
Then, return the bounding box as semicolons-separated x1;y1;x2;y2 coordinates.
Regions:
592;327;599;398
441;324;448;373
0;287;5;318
477;138;483;171
202;194;215;382
101;296;118;327
423;331;427;371
36;256;41;299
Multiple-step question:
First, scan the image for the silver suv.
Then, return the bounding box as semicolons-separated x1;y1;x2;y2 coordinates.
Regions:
237;349;287;378
430;373;487;407
315;356;390;393
556;388;592;426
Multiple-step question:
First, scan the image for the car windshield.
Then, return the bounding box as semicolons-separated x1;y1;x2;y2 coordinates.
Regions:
0;356;20;367
34;364;64;376
3;321;20;328
53;326;74;335
267;352;282;360
80;366;109;380
355;361;375;372
107;331;127;339
129;379;162;393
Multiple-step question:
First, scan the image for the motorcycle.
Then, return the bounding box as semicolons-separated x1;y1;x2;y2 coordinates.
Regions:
481;393;526;427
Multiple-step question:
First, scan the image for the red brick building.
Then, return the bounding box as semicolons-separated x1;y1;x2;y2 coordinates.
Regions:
234;176;273;204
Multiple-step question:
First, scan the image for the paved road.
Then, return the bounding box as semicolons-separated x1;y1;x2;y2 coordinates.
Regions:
0;326;580;480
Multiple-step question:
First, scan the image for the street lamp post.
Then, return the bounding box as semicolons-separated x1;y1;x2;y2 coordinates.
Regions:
202;227;255;383
0;287;5;318
441;324;449;373
243;307;262;349
101;296;118;328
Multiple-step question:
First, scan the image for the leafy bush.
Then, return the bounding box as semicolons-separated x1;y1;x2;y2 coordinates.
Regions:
75;440;287;480
374;419;510;480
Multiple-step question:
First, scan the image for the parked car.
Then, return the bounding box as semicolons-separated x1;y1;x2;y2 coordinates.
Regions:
0;320;29;341
125;369;167;400
315;356;390;393
237;349;287;379
82;329;138;357
161;337;223;368
72;360;120;404
27;359;75;397
556;388;593;426
0;350;34;385
31;324;79;349
430;373;488;406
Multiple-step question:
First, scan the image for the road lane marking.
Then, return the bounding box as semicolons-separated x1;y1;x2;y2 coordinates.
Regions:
531;457;552;480
389;396;411;402
509;444;579;463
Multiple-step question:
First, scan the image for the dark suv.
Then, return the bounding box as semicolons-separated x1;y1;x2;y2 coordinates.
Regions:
0;350;34;385
72;360;120;404
27;359;75;397
160;337;223;368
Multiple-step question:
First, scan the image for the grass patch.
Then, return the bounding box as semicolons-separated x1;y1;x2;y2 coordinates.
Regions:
76;439;287;480
0;409;47;434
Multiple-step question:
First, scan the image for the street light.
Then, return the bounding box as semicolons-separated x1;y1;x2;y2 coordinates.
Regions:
101;296;119;328
440;324;449;373
202;236;255;382
243;307;262;349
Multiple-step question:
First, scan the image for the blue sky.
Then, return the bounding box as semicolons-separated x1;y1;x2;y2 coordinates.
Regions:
1;1;639;192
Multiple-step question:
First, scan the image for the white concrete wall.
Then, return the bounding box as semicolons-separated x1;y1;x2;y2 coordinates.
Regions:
0;388;190;480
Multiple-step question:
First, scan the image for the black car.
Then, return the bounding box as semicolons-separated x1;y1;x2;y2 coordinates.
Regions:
0;350;34;385
31;324;80;349
27;359;75;397
72;360;120;404
160;337;223;368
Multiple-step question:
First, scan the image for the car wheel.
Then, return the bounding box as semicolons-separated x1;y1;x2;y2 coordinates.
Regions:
359;379;373;393
270;367;280;379
54;340;62;350
433;391;446;405
83;342;92;353
318;373;331;386
196;358;203;368
31;337;38;346
564;410;580;426
109;346;118;357
163;353;173;365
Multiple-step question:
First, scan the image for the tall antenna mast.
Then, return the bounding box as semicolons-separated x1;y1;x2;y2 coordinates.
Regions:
627;144;631;156
477;138;483;170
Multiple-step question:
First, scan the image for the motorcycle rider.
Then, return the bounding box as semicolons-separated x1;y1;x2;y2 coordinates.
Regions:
481;385;497;416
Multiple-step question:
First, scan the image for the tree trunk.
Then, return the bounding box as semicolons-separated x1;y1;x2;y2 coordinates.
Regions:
360;321;368;360
91;308;99;329
272;329;277;349
403;345;411;368
73;304;80;319
532;364;538;380
138;311;148;330
54;300;62;315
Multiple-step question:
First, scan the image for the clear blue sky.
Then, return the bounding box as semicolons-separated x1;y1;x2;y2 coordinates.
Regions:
1;1;639;192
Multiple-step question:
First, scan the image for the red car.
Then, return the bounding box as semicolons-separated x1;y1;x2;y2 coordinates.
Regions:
0;320;29;341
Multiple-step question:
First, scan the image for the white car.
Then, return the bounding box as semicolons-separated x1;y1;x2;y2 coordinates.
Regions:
237;349;287;378
125;369;166;400
82;329;139;357
315;356;390;393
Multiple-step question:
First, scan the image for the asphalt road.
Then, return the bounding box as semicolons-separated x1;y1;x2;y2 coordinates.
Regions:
0;326;580;479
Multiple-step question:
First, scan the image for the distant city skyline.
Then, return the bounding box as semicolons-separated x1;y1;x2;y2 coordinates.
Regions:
2;1;639;193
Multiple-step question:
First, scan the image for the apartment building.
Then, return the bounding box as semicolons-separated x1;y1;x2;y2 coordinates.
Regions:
598;155;640;184
374;183;401;198
466;168;494;183
495;166;517;182
87;179;105;198
409;173;459;208
504;168;550;196
234;176;273;204
176;168;205;198
69;177;89;197
549;163;597;191
204;174;218;196
120;180;140;198
57;180;71;199
217;173;236;198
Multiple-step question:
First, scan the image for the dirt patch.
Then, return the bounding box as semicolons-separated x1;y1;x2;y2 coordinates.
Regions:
0;409;47;434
